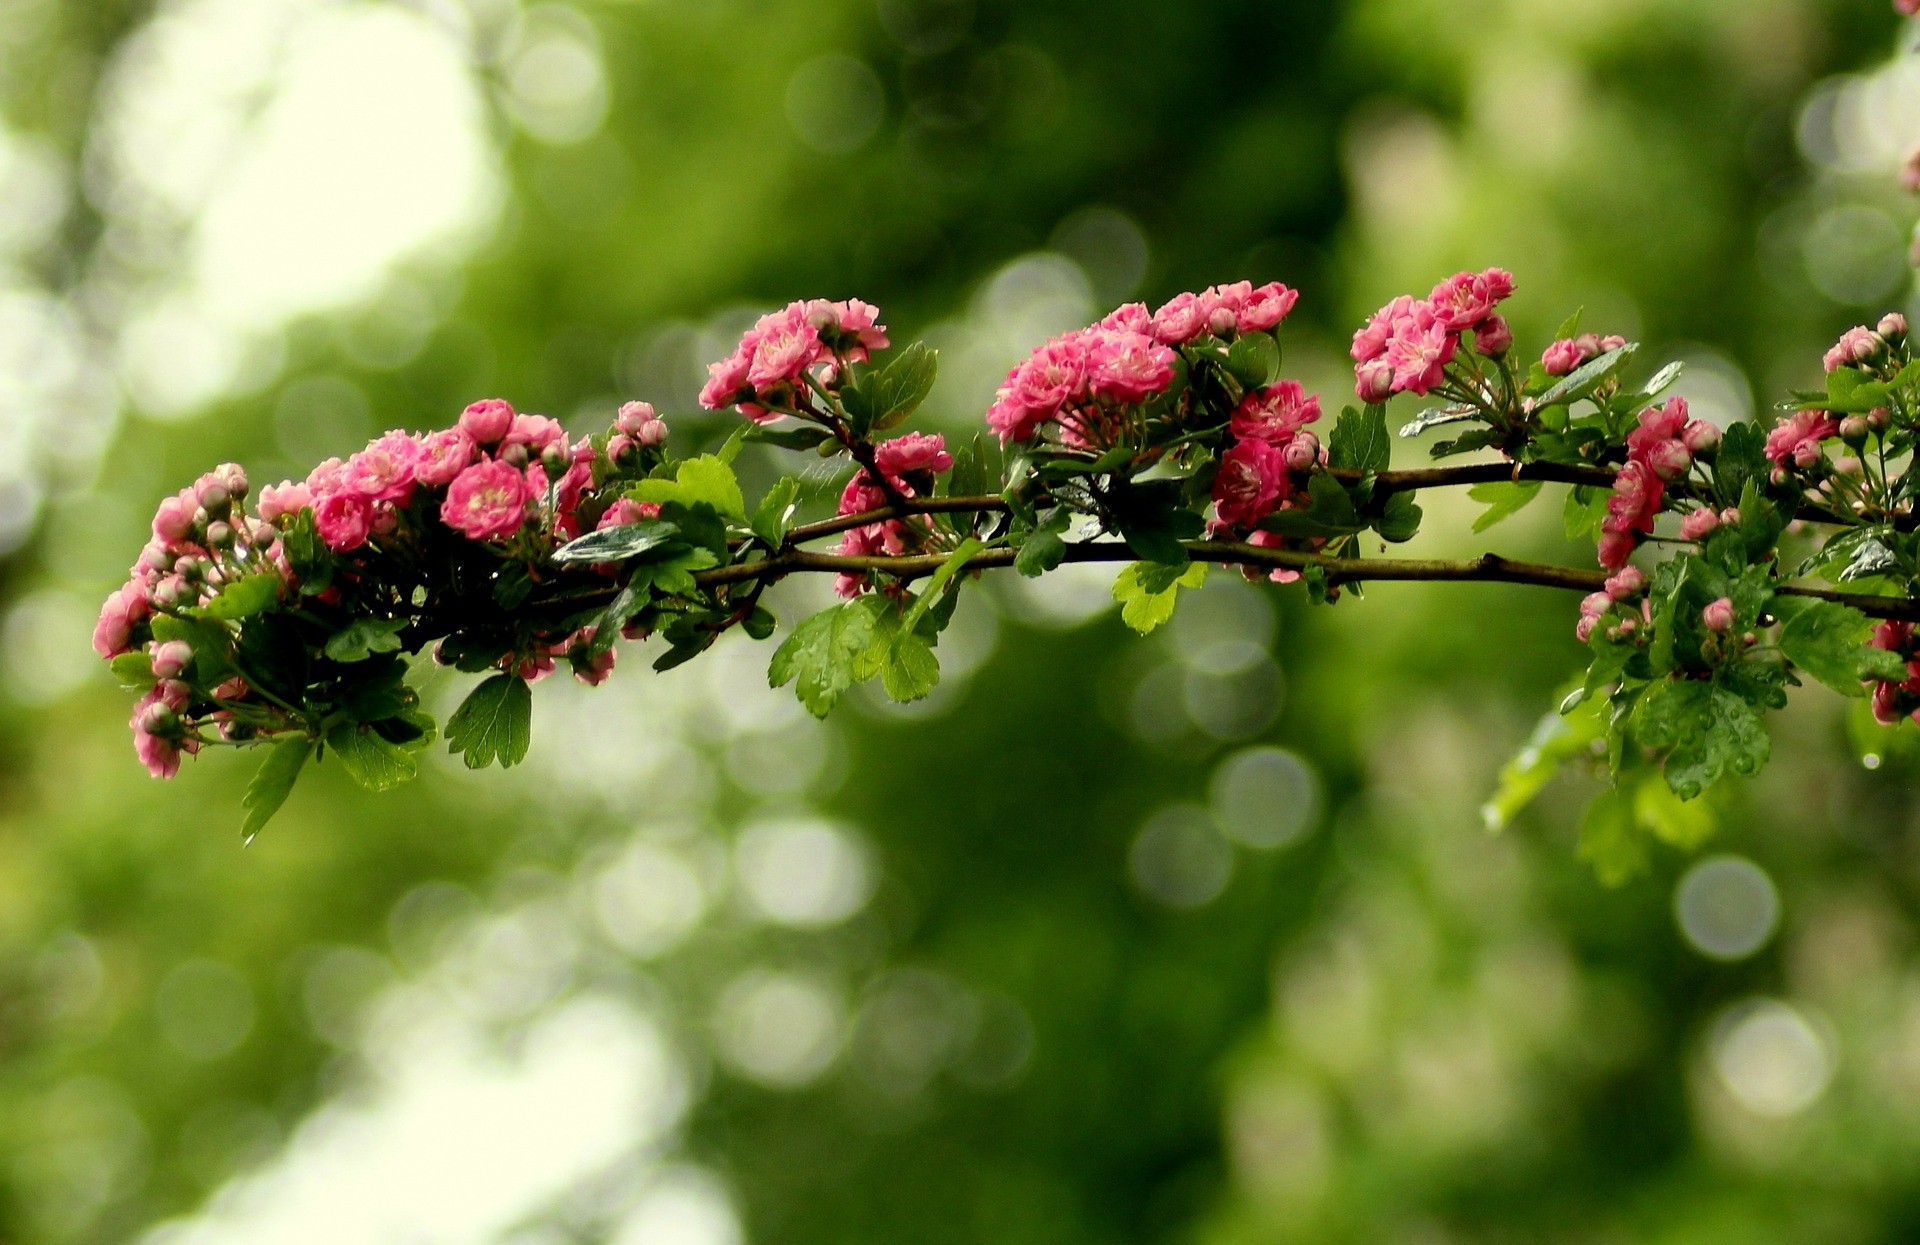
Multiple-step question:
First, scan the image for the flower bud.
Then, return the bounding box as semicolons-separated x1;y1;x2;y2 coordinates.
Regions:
1678;508;1720;541
197;481;231;518
1472;314;1512;357
1604;566;1645;599
499;442;530;469
606;433;636;465
1841;415;1871;446
635;415;669;447
1680;421;1720;453
540;443;570;480
206;520;234;548
1719;507;1740;527
137;701;179;736
1282;432;1319;473
1868;405;1891;431
1355;358;1394;404
1878;312;1908;342
1647;439;1693;480
1702;597;1735;633
615;400;656;437
217;462;250;500
461;398;516;446
152;496;195;544
138;543;172;575
150;639;193;679
153;576;187;609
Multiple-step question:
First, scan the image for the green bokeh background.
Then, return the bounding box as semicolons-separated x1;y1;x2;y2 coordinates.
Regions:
2;1;1919;1242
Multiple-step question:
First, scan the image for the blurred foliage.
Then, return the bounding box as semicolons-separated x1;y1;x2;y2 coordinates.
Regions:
0;0;1918;1242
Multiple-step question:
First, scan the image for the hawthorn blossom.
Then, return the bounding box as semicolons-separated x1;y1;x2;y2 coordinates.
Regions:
1229;380;1321;444
441;460;532;542
1764;409;1839;470
460;398;515;445
1212;438;1289;528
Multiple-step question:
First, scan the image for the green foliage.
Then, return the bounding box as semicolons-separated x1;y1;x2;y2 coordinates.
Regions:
199;574;281;620
1468;480;1542;533
323;618;409;663
1329;404;1390;473
324;720;420;791
1112;561;1206;634
1775;598;1907;694
444;675;533;770
843;343;938;435
551;519;683;564
239;736;310;841
1224;331;1281;390
769;596;886;717
1632;679;1769;799
631;456;746;523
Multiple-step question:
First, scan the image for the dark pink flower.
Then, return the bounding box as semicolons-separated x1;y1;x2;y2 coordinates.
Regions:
1764;410;1839;469
1237;282;1298;333
1086;331;1176;402
440;460;531;542
1383;307;1456;396
1212;439;1289;528
1230;380;1321;444
460;399;515;445
314;492;373;552
1150;291;1210;344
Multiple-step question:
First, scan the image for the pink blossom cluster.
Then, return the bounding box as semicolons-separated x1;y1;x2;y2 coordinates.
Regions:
831;432;954;598
1594;398;1720;570
1351;269;1516;402
93;463;285;775
986;283;1295;446
1540;333;1627;378
286;399;599;554
1576;565;1648;643
699;299;889;421
1821;314;1907;373
1869;621;1920;726
1763;409;1840;476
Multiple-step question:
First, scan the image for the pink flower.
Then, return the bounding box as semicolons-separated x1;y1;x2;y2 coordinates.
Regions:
1087;331;1176;402
1282;430;1320;472
1901;0;1920;17
1764;410;1839;469
1212;439;1289;528
1701;597;1735;633
256;480;312;523
130;680;193;779
460;399;515;445
987;381;1048;445
1012;337;1086;415
1243;528;1304;584
746;305;824;390
1099;303;1152;335
1576;591;1613;643
1383;307;1456;396
597;498;661;529
93;581;148;658
314;492;373;551
1150;292;1210;344
414;428;477;487
502;413;566;455
1604;566;1646;599
1236;282;1298;333
344;432;422;503
150;639;193;679
1472;315;1513;357
832;524;881;598
1880;312;1908;341
818;298;890;360
1823;325;1884;373
441;460;532;542
1427;268;1515;330
1598;460;1663;569
1352;295;1418;363
699;350;753;412
1230;380;1321;444
874;432;952;477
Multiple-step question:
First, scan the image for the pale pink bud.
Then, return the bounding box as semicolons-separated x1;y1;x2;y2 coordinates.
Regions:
1879;311;1908;341
1678;508;1721;541
1840;415;1870;444
152;495;196;544
1680;421;1720;453
1355;358;1395;403
1646;439;1693;480
615;401;656;437
1868;406;1891;431
1719;507;1740;526
1604;566;1645;599
635;416;668;447
1702;597;1735;633
1282;432;1319;472
150;640;193;679
460;398;516;445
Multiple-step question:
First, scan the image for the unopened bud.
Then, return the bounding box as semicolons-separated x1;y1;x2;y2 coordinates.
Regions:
499;443;530;469
1283;432;1319;473
150;640;193;679
198;482;231;518
1604;566;1645;599
636;416;668;447
1878;312;1908;342
205;520;233;548
615;401;656;437
1355;359;1394;404
1472;315;1512;357
1868;405;1891;431
1647;439;1693;480
137;701;179;736
540;443;570;480
1207;306;1238;337
216;462;250;500
1840;415;1870;446
1702;597;1735;633
1681;421;1720;453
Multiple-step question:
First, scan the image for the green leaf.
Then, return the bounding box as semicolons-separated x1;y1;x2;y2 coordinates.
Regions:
282;511;334;596
241;737;311;842
1014;509;1071;577
1578;785;1648;886
750;478;800;547
444;674;533;770
199;573;282;620
324;617;409;663
1633;679;1770;799
1826;366;1891;414
768;597;884;717
632;456;746;522
901;538;983;634
1398;405;1481;438
1537;343;1636;407
880;629;941;702
109;651;156;689
743;424;835;453
1640;360;1684;398
1563;485;1607;541
1329;404;1390;473
1375;491;1423;543
847;343;939;434
1467;480;1542;533
1113;561;1206;635
1633;768;1715;849
1224;332;1281;389
1482;694;1605;831
1712;422;1767;509
1776;598;1905;695
551;519;681;565
325;721;419;791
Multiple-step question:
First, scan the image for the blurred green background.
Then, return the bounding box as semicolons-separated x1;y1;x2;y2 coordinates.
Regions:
1;1;1919;1242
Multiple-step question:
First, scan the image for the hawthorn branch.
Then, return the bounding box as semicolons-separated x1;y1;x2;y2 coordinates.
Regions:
689;538;1920;622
